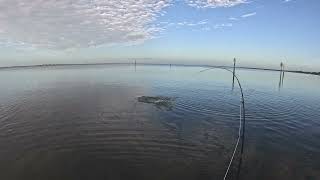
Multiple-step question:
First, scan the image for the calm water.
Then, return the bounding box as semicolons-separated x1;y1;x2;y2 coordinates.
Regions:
0;65;319;180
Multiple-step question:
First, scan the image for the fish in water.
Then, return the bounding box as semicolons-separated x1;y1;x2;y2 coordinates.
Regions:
137;96;176;110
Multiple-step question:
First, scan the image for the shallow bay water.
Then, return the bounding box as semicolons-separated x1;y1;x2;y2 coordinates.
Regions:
0;65;319;180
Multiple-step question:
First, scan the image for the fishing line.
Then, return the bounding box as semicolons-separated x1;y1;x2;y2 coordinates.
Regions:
198;67;246;180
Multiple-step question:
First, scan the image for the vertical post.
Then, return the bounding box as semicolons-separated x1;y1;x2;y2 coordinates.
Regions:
280;63;283;79
281;63;285;86
135;60;137;71
232;58;236;89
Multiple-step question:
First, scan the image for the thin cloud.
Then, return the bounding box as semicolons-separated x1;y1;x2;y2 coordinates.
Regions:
229;17;239;21
241;12;257;18
187;0;247;8
214;23;233;29
161;20;208;28
0;0;172;49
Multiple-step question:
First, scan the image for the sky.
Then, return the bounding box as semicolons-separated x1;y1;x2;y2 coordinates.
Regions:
0;0;319;71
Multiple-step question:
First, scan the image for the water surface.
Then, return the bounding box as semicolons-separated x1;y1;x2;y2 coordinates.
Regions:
0;65;319;180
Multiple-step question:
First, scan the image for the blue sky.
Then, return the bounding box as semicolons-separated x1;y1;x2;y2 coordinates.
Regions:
0;0;319;70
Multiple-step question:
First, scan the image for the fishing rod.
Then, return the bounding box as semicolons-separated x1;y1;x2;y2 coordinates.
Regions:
199;67;246;180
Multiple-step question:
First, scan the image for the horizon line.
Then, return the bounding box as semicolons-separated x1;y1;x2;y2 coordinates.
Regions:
0;62;319;75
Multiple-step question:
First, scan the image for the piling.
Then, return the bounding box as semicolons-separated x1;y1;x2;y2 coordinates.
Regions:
232;58;236;89
280;62;283;80
281;64;285;86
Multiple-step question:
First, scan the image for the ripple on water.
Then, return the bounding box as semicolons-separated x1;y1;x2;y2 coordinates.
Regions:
1;66;319;180
0;85;238;180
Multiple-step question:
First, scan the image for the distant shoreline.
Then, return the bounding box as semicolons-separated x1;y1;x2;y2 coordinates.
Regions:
0;63;319;76
235;66;320;76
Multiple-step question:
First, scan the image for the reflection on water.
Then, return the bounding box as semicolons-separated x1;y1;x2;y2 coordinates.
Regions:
278;70;285;91
0;65;319;180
